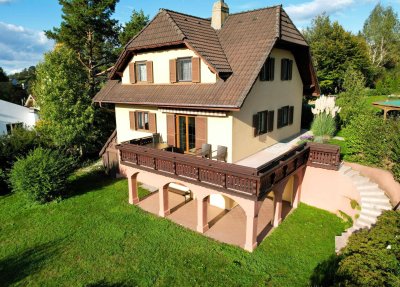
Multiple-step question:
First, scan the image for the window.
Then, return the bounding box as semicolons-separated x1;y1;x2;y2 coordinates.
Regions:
260;57;275;81
253;110;274;136
277;106;294;128
177;58;192;82
137;111;149;130
281;59;293;81
6;123;23;135
136;62;147;82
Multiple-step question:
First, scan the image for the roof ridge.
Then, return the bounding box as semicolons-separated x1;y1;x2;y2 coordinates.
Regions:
161;8;210;22
163;9;187;40
228;5;281;16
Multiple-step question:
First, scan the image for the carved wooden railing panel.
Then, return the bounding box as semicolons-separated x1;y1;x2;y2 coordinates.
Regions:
117;140;313;199
307;142;340;171
117;143;260;197
258;146;310;198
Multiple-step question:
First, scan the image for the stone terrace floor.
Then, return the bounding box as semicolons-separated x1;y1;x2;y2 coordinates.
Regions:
138;192;291;249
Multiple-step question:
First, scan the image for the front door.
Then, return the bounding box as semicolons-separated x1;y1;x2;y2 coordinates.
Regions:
176;115;196;153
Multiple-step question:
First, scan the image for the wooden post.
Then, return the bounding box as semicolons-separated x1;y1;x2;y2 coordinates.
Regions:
196;196;209;233
128;172;140;205
159;184;170;217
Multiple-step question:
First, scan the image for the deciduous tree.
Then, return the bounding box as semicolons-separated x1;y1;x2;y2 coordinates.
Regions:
304;14;372;94
363;4;400;69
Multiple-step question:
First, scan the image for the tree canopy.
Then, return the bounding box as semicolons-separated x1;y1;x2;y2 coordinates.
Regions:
363;4;400;69
45;0;120;96
304;14;372;94
0;68;8;82
119;9;149;48
34;45;94;154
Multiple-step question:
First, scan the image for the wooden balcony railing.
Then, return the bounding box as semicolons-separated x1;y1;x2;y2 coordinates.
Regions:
117;141;312;199
307;142;341;171
118;143;260;197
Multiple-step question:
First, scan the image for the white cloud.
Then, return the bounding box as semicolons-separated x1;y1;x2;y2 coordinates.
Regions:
285;0;369;22
0;22;54;73
0;0;12;4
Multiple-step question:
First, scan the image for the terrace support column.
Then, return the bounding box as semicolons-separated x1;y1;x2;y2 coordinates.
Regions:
272;180;287;228
128;172;140;205
196;196;209;233
159;184;170;217
244;200;260;252
292;167;306;209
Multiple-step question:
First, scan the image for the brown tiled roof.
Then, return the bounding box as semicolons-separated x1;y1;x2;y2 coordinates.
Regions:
94;5;319;110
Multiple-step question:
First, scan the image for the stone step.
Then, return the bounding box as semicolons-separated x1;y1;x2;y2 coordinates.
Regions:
352;175;370;185
361;207;382;217
335;235;349;252
346;170;360;178
339;165;352;175
357;183;379;190
361;196;390;204
362;202;392;211
355;219;371;229
358;214;377;225
359;188;383;194
360;193;388;200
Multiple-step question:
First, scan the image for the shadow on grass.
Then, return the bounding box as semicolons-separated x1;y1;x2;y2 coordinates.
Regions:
310;254;342;286
0;240;64;286
85;280;135;287
65;168;124;199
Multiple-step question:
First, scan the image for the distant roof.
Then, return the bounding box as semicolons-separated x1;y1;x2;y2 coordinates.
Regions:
94;5;319;110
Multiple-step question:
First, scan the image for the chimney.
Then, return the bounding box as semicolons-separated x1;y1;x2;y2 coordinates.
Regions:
211;0;229;30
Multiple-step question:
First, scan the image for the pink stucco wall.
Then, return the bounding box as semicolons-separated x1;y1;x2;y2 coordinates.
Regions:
301;166;360;218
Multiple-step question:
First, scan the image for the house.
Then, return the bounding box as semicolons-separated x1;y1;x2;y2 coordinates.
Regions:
0;99;39;135
94;1;321;251
24;94;38;109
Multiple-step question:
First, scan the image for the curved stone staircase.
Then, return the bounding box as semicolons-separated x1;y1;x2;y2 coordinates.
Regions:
335;165;392;253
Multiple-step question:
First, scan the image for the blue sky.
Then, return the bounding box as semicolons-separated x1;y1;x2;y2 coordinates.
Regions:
0;0;399;73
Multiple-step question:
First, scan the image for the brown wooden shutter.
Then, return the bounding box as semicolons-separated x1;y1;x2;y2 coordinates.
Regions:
195;116;207;148
146;61;153;83
281;59;286;81
149;113;157;133
129;111;136;130
169;59;177;83
289;106;294;125
269;58;275;81
268;110;274;132
253;113;259;137
166;114;176;146
192;57;201;83
129;63;136;84
260;62;266;81
289;60;293;80
277;108;283;129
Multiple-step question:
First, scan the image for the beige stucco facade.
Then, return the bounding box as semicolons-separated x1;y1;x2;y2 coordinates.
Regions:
231;48;303;162
115;48;303;165
121;48;217;85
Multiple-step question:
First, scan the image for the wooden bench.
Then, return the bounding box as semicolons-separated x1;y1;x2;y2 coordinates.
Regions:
168;183;192;203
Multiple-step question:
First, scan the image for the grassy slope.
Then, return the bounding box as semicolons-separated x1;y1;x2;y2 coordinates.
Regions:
0;169;345;287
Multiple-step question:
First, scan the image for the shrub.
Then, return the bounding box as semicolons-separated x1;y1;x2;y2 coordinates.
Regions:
311;210;400;286
336;67;367;127
311;114;336;139
9;148;75;203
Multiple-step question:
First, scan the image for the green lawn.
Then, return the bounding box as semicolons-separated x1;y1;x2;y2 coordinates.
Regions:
0;167;345;287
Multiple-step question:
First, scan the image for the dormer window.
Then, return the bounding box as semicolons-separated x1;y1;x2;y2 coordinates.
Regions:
177;58;192;82
136;62;147;82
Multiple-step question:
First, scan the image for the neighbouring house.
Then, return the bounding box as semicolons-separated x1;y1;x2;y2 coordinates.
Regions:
0;99;39;135
94;1;324;251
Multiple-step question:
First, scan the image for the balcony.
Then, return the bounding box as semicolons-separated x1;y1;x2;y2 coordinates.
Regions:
116;136;319;199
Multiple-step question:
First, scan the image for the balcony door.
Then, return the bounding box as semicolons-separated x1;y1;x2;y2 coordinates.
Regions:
176;115;196;152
